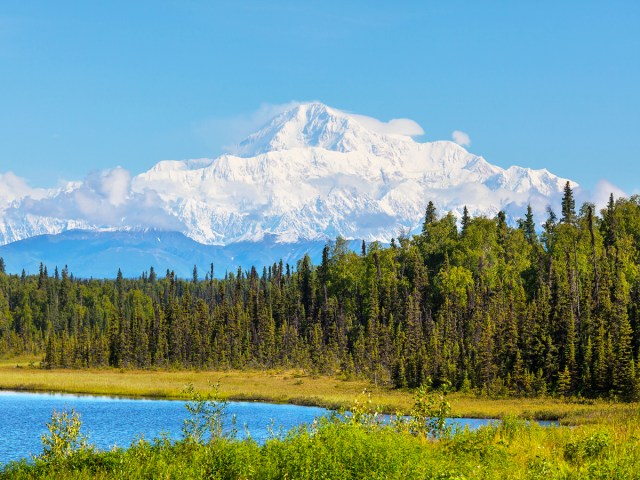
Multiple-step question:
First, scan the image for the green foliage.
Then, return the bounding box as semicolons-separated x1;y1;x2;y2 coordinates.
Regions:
343;388;381;429
37;408;92;463
181;383;233;444
397;380;452;439
564;432;611;464
561;181;577;224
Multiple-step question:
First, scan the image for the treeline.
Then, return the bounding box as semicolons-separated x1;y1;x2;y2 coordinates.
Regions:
1;184;639;399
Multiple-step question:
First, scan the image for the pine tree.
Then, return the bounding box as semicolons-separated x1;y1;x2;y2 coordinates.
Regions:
518;204;536;244
542;207;557;251
602;193;617;249
422;201;437;234
192;265;198;284
561;181;576;225
557;365;572;397
461;206;470;235
613;267;635;399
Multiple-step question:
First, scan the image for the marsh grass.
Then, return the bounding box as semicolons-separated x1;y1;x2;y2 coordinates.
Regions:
2;361;639;426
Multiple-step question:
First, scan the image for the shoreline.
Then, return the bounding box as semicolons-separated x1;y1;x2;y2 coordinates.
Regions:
0;384;348;412
2;360;637;425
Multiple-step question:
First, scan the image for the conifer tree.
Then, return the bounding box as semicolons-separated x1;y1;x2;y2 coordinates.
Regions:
461;206;470;235
518;204;536;244
422;201;437;234
561;181;576;225
602;193;617;249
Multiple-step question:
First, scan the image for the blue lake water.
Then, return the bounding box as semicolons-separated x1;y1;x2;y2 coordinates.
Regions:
0;390;328;464
0;390;552;464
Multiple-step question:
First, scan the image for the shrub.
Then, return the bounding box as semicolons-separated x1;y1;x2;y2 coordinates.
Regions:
37;408;93;462
181;383;236;444
398;379;453;439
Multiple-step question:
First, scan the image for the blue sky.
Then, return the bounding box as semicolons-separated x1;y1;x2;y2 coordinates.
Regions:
1;1;639;195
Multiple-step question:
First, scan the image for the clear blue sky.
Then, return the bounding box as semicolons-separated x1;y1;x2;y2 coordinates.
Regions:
1;1;639;194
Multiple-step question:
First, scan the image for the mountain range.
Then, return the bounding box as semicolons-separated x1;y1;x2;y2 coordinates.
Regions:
0;103;574;277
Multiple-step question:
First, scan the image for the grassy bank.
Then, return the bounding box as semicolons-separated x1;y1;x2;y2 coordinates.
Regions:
3;392;640;479
0;358;397;412
1;356;637;425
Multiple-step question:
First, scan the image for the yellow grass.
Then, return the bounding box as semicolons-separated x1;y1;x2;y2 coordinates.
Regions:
0;358;403;411
0;355;637;425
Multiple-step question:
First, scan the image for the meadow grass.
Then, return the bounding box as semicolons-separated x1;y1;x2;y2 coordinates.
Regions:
1;356;638;425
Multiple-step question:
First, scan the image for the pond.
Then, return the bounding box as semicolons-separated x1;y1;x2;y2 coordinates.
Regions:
0;390;550;464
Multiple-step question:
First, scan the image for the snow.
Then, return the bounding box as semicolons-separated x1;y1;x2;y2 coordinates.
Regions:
0;102;575;246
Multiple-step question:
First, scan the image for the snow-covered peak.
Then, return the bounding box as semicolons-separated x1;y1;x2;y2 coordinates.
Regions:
232;102;414;157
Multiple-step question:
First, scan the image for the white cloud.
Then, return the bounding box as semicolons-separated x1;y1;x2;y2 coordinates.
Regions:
88;167;131;207
0;171;46;207
452;130;471;147
347;113;424;137
587;179;627;210
11;167;181;231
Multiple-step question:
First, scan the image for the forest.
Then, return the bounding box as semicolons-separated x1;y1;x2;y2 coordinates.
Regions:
1;183;639;399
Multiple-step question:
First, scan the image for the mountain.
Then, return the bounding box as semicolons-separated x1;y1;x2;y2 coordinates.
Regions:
0;102;575;274
0;229;361;278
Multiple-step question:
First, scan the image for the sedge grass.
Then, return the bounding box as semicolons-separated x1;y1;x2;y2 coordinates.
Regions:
1;358;638;425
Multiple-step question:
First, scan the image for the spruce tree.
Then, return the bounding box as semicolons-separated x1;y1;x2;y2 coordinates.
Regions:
461;206;470;235
518;204;536;244
561;181;576;225
602;193;617;248
422;201;437;234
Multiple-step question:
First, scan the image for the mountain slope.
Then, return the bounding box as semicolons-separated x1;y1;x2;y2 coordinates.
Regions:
0;102;574;247
0;229;356;278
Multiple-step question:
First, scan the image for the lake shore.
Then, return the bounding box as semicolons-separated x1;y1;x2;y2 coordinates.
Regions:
1;356;636;425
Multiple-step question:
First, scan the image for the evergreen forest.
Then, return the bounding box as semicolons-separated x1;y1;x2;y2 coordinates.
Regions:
2;184;640;399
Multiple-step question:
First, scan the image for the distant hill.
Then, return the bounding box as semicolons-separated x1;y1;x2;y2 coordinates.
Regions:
0;229;361;278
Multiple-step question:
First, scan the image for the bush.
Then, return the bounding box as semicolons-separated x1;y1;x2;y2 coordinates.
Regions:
396;379;453;439
181;383;236;444
37;408;93;463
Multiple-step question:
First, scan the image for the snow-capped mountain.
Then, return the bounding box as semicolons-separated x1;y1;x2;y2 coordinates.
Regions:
0;102;573;248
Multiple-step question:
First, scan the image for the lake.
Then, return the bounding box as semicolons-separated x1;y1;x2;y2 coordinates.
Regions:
0;390;535;464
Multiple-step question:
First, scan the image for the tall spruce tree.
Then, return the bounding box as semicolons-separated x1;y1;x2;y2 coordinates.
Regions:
518;204;536;244
422;201;437;233
561;181;576;225
461;206;470;235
